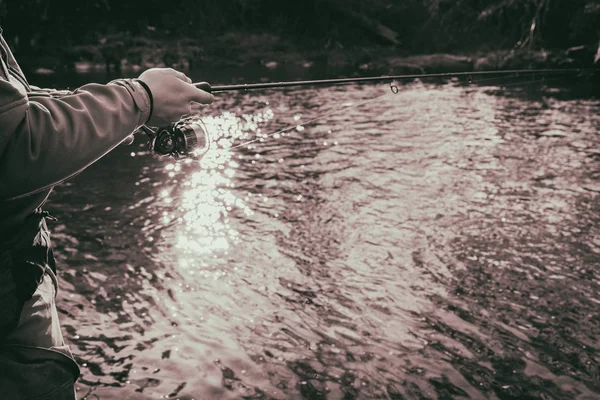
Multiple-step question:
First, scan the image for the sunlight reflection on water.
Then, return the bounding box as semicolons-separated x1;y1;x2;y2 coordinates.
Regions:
45;77;600;400
159;110;277;264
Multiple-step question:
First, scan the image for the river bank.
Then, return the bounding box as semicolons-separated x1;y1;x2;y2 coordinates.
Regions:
23;32;599;82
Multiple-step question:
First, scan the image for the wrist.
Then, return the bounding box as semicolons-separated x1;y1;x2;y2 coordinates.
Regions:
135;79;154;124
108;78;152;126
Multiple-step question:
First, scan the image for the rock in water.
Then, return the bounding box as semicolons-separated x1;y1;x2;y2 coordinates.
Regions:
391;54;473;73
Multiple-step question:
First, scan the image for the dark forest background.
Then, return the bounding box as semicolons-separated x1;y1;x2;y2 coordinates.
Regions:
0;0;599;74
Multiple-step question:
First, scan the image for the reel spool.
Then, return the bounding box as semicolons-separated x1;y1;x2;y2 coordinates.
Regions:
145;116;210;159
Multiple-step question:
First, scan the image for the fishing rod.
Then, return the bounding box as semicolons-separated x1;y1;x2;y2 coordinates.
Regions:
198;68;586;93
143;68;589;158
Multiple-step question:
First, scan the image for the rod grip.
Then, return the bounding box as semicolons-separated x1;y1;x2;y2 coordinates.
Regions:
195;82;212;93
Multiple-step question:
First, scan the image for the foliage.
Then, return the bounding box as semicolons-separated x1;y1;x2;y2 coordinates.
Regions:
413;0;600;52
0;0;598;57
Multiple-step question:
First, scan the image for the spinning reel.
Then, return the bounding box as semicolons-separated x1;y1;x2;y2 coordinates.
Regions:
141;116;210;159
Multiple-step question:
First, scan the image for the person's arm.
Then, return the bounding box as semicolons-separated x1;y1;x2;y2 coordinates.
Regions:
0;77;152;200
0;67;213;201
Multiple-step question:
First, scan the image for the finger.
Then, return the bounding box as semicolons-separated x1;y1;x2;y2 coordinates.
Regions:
181;74;192;84
188;101;203;115
165;68;192;83
195;82;212;93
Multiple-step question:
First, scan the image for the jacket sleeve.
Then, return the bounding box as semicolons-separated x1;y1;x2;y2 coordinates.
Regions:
0;78;151;200
28;85;73;98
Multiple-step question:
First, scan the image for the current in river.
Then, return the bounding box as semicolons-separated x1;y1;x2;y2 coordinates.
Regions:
38;71;600;399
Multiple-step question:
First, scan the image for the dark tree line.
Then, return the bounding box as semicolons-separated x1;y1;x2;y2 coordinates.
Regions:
0;0;598;55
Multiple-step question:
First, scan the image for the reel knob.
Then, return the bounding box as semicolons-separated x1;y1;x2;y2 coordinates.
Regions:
153;128;176;155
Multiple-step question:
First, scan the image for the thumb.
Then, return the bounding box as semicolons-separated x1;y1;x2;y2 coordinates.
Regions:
186;83;215;104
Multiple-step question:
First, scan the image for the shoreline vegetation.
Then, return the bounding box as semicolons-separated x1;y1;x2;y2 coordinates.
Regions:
1;0;598;81
23;32;600;80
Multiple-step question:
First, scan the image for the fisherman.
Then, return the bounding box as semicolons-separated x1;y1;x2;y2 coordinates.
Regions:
0;25;214;398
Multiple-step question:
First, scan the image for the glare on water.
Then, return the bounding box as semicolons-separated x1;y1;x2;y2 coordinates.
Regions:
46;77;600;399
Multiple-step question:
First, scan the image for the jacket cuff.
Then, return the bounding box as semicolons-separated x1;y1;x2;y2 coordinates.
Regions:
108;78;151;126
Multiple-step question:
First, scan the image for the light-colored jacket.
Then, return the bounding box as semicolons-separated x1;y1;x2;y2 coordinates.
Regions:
0;28;151;238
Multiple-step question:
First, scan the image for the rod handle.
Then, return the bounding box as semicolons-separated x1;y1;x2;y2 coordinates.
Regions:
195;81;212;93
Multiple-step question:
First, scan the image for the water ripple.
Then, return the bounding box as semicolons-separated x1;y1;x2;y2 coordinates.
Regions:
46;77;600;399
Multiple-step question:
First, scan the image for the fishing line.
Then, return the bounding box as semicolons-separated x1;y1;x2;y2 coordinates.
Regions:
226;69;587;150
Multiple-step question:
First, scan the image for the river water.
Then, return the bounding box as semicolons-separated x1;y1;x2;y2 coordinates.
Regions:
40;71;599;399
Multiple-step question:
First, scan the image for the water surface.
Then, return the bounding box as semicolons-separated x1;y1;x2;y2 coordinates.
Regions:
42;72;600;399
